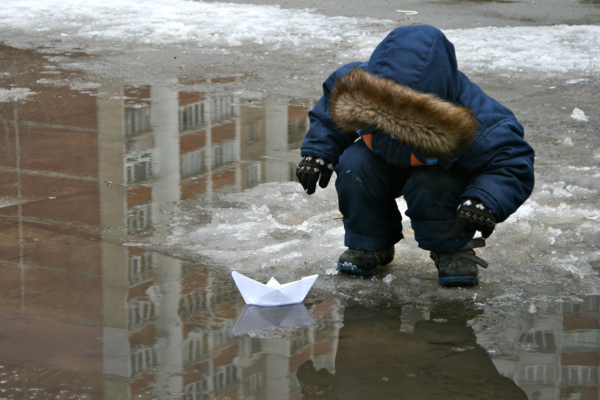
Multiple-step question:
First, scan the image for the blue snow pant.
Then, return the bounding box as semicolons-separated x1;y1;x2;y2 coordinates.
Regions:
334;140;476;253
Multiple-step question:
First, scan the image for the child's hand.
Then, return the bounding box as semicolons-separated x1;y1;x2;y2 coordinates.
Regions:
453;199;496;238
296;156;334;194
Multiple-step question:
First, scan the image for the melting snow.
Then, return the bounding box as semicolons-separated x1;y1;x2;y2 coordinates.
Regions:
0;88;36;102
0;1;598;77
151;172;600;305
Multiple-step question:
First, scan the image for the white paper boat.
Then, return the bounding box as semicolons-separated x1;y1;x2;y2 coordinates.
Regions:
232;304;316;336
231;271;319;307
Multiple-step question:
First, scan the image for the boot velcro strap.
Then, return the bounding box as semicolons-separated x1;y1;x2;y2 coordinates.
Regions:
431;251;489;269
458;252;489;269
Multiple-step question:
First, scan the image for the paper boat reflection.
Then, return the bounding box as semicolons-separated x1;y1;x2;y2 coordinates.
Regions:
231;271;319;307
232;304;316;336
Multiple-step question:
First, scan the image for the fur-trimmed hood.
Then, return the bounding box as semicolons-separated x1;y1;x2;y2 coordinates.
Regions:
330;25;477;157
330;68;478;157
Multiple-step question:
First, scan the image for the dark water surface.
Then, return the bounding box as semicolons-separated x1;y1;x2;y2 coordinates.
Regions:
2;44;600;400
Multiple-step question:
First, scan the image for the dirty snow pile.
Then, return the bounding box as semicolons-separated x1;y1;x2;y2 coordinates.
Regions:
0;0;384;53
0;0;599;77
163;182;347;273
446;25;600;76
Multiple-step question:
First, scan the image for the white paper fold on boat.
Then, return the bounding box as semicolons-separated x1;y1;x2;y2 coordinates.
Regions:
232;304;316;336
231;271;319;307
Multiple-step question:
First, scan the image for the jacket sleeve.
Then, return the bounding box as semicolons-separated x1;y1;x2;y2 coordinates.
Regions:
458;118;535;222
300;63;363;165
454;73;535;223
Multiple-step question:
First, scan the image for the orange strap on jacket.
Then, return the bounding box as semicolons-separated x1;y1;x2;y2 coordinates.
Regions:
410;153;425;166
362;133;374;150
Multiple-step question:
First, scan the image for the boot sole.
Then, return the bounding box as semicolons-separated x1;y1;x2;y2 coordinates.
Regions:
439;276;479;287
337;262;377;277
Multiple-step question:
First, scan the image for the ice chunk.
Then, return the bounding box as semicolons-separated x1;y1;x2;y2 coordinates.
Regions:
562;137;574;147
396;10;418;15
548;227;562;237
0;87;36;102
585;212;600;220
571;108;589;121
452;346;475;353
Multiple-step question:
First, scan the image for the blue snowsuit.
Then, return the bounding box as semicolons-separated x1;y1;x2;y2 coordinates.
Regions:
300;25;535;253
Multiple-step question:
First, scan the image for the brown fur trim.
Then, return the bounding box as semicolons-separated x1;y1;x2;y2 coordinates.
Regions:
330;68;478;157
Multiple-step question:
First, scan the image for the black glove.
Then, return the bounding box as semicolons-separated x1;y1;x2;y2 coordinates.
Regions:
296;156;334;195
453;199;497;238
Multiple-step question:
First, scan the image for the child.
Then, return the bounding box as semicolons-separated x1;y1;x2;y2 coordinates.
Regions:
296;25;534;287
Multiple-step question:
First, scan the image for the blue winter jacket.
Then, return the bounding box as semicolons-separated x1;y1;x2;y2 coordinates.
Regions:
300;25;535;223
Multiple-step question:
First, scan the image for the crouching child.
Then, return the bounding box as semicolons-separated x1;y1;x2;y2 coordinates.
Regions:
296;25;535;287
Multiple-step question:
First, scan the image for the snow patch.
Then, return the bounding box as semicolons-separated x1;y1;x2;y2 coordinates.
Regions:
562;137;574;147
0;88;36;102
0;0;386;54
0;1;598;77
571;108;588;121
0;196;29;208
446;25;600;76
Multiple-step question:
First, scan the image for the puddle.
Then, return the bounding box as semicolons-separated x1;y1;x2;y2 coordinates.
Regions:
2;41;600;400
2;245;600;400
0;45;310;244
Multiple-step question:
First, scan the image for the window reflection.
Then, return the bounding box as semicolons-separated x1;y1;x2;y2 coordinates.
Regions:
476;295;600;400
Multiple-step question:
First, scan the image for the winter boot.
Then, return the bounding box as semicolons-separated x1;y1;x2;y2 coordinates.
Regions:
337;246;395;277
430;238;488;287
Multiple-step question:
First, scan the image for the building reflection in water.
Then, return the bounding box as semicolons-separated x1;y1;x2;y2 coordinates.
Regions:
475;295;600;400
0;44;342;399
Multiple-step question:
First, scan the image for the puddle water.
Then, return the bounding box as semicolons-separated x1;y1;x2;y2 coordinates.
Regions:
2;44;600;400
